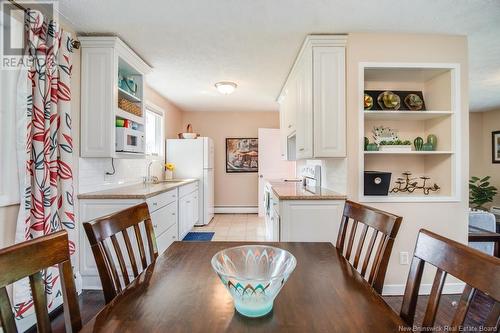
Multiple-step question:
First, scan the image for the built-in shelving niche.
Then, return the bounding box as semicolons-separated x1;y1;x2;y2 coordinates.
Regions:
359;63;461;203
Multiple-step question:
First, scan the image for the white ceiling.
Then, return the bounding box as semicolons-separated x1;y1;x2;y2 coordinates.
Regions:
58;0;500;113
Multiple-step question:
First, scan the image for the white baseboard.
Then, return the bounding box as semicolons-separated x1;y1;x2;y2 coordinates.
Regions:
382;282;465;296
214;206;258;214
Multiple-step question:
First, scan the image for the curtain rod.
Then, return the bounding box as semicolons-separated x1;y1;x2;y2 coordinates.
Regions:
7;0;81;49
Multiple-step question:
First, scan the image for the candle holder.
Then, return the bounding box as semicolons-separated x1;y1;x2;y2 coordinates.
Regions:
390;171;440;195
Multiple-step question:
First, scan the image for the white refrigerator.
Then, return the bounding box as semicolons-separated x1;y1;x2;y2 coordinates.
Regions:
166;137;214;225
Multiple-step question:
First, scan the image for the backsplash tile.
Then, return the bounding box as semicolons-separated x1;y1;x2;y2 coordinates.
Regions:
78;157;164;194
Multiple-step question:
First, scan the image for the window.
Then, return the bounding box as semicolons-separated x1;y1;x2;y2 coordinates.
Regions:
145;104;164;158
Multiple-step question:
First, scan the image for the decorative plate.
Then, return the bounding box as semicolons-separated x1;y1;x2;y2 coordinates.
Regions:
377;91;401;110
404;94;424;111
364;94;373;110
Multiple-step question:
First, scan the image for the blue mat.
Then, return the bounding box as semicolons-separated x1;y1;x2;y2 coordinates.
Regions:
182;232;215;241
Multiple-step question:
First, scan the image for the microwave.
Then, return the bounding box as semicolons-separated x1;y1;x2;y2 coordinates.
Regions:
116;127;145;153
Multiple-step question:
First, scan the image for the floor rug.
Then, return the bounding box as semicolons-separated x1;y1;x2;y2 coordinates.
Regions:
182;232;215;241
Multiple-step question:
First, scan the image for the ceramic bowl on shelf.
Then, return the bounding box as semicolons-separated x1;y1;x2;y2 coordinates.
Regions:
211;245;296;318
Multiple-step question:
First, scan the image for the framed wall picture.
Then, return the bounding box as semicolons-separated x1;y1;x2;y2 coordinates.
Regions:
226;138;258;173
492;131;500;163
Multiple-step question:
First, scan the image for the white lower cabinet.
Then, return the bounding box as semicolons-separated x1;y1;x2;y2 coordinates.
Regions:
79;181;198;289
178;187;199;240
156;223;178;253
278;199;345;243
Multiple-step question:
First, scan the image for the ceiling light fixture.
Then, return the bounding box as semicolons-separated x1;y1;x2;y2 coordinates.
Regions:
215;81;237;95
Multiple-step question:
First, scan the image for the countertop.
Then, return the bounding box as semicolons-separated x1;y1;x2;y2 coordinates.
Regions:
77;179;198;200
269;181;347;200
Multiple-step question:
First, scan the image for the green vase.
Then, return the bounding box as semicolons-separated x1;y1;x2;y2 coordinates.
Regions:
364;137;369;150
414;137;424;151
422;143;434;151
427;134;437;150
366;143;379;151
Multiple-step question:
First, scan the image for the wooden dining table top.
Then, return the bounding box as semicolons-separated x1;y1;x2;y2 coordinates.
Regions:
80;241;407;333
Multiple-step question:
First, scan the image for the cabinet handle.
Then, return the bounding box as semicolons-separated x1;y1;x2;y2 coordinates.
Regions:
172;235;176;239
288;124;292;128
153;224;158;228
171;212;176;216
299;148;304;151
186;200;191;203
152;202;157;206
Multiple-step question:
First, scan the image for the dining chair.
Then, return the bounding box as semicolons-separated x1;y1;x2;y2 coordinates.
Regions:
83;202;158;304
0;231;81;333
336;200;402;294
400;229;500;330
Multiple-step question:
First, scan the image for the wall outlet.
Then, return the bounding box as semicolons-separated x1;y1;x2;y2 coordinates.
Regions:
399;252;409;265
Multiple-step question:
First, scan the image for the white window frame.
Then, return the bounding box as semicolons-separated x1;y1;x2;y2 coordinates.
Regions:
144;102;165;161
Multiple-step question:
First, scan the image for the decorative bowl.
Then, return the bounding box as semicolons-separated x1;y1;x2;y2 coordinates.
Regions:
211;245;296;318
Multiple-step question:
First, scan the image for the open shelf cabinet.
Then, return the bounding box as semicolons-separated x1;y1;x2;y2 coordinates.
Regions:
80;36;151;158
358;63;461;203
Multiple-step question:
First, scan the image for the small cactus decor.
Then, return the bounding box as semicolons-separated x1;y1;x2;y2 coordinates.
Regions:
414;137;424;151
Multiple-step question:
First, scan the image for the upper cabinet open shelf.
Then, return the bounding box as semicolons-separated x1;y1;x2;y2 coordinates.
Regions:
80;36;151;158
359;63;461;203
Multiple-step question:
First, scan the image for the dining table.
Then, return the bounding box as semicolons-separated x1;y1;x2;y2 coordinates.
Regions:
80;241;407;332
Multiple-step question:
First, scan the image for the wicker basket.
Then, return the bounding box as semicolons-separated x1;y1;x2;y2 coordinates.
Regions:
118;97;142;117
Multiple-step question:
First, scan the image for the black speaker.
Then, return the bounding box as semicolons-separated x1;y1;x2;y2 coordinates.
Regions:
364;171;392;196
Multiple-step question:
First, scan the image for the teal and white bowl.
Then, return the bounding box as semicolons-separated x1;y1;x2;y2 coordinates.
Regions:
211;245;296;318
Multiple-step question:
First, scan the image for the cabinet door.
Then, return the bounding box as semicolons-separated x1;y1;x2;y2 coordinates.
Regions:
313;46;346;157
192;191;199;225
279;90;288;160
286;74;297;136
280;201;344;243
178;196;189;240
295;50;313;159
80;47;116;157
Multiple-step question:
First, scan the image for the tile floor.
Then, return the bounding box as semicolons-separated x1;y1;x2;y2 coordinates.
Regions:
192;214;267;241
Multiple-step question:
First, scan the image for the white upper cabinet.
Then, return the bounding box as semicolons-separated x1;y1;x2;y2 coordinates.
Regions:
80;36;151;158
313;45;346;157
295;49;313;159
278;35;346;160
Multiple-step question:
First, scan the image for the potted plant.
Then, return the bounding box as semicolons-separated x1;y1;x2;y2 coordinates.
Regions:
469;176;498;210
378;139;412;152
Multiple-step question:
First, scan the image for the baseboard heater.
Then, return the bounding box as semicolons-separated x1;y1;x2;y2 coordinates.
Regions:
214;206;258;214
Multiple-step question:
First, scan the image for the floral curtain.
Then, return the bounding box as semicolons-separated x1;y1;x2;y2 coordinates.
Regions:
13;9;76;321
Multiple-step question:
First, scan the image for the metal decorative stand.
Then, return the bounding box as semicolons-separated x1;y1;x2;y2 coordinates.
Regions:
390;171;440;195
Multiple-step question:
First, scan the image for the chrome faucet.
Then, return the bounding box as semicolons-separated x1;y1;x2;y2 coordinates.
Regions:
143;161;159;184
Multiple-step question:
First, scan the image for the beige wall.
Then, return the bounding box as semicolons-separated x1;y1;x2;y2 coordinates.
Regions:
180;111;279;207
344;33;469;291
144;85;184;140
470;110;500;207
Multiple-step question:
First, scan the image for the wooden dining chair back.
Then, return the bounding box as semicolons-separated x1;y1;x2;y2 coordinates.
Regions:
400;229;500;330
336;200;402;293
0;231;81;333
83;202;158;304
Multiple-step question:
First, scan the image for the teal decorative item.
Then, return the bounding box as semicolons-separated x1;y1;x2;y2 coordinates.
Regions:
427;134;437;150
414;137;424;151
364;137;369;150
422;143;433;151
211;245;296;317
366;143;379;151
